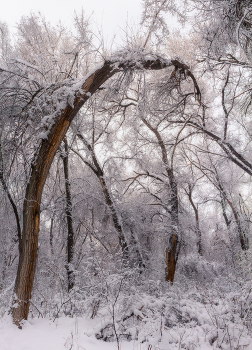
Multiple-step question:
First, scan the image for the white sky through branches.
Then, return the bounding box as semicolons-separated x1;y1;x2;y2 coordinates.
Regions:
2;0;142;43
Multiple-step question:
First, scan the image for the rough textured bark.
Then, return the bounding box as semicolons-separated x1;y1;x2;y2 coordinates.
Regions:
61;138;75;292
165;233;179;283
12;55;171;327
165;175;180;283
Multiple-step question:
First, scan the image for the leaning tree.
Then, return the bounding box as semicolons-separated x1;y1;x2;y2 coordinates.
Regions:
7;48;200;328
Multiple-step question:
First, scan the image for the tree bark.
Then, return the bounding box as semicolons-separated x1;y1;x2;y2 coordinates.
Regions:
61;138;75;292
11;55;171;327
165;233;179;283
226;197;249;251
165;174;180;283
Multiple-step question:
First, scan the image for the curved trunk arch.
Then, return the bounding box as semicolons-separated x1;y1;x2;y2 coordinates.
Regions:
11;55;174;327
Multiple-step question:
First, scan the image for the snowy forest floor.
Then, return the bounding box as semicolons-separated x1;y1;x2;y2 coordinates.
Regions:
2;271;252;350
1;310;251;350
1;316;132;350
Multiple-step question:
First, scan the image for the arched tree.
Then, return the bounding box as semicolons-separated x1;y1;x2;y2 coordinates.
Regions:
10;50;186;328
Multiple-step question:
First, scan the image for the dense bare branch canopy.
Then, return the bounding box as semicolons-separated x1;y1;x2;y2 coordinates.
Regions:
1;6;252;346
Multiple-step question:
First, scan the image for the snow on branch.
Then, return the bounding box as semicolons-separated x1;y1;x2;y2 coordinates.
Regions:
34;48;201;150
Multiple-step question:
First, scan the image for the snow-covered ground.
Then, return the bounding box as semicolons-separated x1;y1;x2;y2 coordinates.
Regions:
0;315;157;350
2;280;252;350
0;315;122;350
0;315;208;350
0;313;251;350
2;261;252;350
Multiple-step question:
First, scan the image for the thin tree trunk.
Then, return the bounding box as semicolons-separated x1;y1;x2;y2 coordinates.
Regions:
0;253;7;291
217;177;249;251
74;134;129;262
180;119;252;177
226;198;249;250
61;138;75;292
221;195;231;229
0;137;22;252
141;118;180;283
99;175;129;262
187;185;202;255
49;217;54;256
12;56;170;327
130;228;145;272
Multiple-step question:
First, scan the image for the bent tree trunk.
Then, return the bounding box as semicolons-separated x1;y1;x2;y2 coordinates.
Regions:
11;55;170;328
